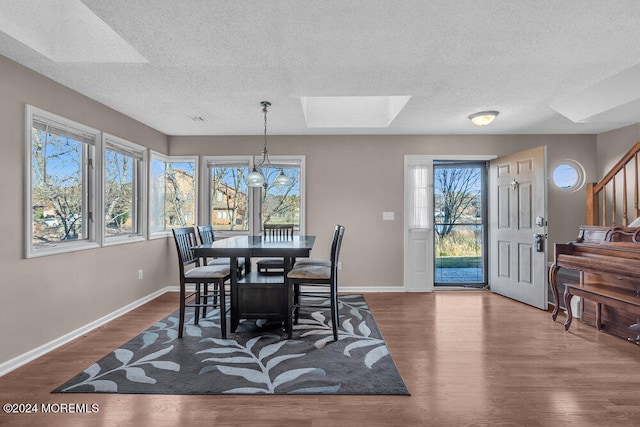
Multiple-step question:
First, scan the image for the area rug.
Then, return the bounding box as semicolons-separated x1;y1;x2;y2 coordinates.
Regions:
54;294;409;395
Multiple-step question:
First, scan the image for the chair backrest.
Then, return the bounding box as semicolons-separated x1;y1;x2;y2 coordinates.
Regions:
263;223;294;239
172;227;200;273
197;224;215;244
330;225;345;274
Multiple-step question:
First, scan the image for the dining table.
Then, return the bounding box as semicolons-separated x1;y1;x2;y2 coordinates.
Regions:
191;235;316;334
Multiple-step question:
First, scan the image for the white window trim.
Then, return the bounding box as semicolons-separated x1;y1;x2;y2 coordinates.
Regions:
149;151;199;239
263;155;306;236
25;105;101;258
101;133;148;246
202;155;306;236
201;155;253;237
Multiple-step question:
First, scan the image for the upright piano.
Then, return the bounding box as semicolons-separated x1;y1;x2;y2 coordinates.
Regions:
549;225;640;342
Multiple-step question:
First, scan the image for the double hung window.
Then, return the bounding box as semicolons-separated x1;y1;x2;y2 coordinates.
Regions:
26;106;100;257
149;152;198;237
204;156;305;235
103;134;147;243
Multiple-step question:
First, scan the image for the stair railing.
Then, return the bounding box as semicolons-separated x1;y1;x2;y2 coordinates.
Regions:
587;141;640;226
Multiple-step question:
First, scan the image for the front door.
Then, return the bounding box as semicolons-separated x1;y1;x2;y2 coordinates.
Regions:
488;146;548;309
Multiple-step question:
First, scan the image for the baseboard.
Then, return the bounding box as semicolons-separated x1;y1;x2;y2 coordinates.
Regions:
0;287;171;377
0;284;409;376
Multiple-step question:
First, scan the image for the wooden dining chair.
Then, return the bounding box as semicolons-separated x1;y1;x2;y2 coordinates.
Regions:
292;224;340;269
197;224;245;274
286;225;345;341
172;227;231;338
256;223;294;274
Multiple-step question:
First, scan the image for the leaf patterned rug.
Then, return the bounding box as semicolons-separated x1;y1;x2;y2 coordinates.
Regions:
54;294;409;395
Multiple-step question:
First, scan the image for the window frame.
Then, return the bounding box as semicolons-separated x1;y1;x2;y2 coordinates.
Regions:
255;155;306;235
551;159;585;192
149;151;199;239
202;155;306;236
101;133;148;246
201;155;253;237
25;105;101;258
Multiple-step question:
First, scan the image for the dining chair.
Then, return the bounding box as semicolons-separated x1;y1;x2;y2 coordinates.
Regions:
256;223;294;274
197;225;245;274
292;224;341;269
286;224;345;341
172;227;231;338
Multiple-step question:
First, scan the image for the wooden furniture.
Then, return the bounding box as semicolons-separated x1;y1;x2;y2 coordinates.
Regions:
292;225;341;268
196;225;246;274
192;235;315;334
171;227;231;338
287;225;345;341
256;223;294;274
549;225;640;341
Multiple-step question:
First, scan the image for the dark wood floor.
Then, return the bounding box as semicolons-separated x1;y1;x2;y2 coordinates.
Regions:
1;291;640;426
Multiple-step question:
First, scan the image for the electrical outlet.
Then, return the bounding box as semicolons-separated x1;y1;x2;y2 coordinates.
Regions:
138;269;143;280
337;261;342;270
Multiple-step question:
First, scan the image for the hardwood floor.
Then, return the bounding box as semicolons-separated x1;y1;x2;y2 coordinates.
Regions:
1;291;640;426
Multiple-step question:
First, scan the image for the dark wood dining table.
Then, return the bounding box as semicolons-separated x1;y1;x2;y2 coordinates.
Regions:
192;235;316;333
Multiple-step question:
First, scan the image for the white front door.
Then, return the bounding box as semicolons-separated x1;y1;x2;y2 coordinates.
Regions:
488;146;548;309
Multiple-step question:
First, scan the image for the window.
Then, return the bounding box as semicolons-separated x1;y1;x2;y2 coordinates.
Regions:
103;134;147;244
25;106;100;257
205;157;250;232
204;156;305;235
552;160;585;192
149;152;198;237
260;160;303;231
433;161;487;286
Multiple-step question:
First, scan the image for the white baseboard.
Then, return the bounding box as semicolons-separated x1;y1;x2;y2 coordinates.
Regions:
0;287;172;377
0;284;409;377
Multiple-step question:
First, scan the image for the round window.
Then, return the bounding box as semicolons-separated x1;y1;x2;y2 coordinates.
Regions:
552;160;585;191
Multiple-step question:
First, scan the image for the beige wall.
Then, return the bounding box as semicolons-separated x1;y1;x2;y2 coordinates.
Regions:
0;55;173;365
0;51;623;369
596;123;640;178
170;133;598;285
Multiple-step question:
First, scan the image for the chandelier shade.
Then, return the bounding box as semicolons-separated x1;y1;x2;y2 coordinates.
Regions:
246;101;292;188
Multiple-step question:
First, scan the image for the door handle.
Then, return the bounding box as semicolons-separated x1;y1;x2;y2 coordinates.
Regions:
534;233;544;252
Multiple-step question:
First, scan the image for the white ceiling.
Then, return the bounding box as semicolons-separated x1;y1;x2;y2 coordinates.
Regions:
3;1;640;136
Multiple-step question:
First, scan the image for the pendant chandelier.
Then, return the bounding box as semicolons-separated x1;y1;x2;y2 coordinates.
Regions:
246;101;291;188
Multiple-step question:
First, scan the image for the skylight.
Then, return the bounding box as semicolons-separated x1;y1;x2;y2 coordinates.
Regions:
0;0;148;63
300;96;411;128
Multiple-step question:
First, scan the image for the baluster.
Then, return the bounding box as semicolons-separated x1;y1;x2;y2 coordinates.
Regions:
612;177;616;226
602;186;607;227
623;164;628;226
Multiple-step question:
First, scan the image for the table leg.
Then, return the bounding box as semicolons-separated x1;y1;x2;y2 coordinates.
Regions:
284;256;294;338
230;257;239;332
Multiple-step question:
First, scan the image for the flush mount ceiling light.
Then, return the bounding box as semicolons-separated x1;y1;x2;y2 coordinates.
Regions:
468;111;499;126
246;101;291;189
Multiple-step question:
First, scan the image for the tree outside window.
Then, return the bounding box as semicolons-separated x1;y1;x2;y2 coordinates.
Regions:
150;154;197;234
31;122;87;248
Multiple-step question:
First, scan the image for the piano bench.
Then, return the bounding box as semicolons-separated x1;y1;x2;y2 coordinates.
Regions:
563;283;640;333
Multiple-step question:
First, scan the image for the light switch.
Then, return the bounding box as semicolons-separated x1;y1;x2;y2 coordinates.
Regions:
383;211;395;221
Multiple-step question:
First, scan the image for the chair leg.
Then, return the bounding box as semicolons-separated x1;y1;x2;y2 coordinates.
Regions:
219;280;227;339
178;283;186;338
293;283;300;324
194;283;201;325
202;283;209;318
287;279;294;339
330;284;339;341
212;283;219;306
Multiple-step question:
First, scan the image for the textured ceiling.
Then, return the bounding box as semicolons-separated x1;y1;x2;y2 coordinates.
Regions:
2;1;640;136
